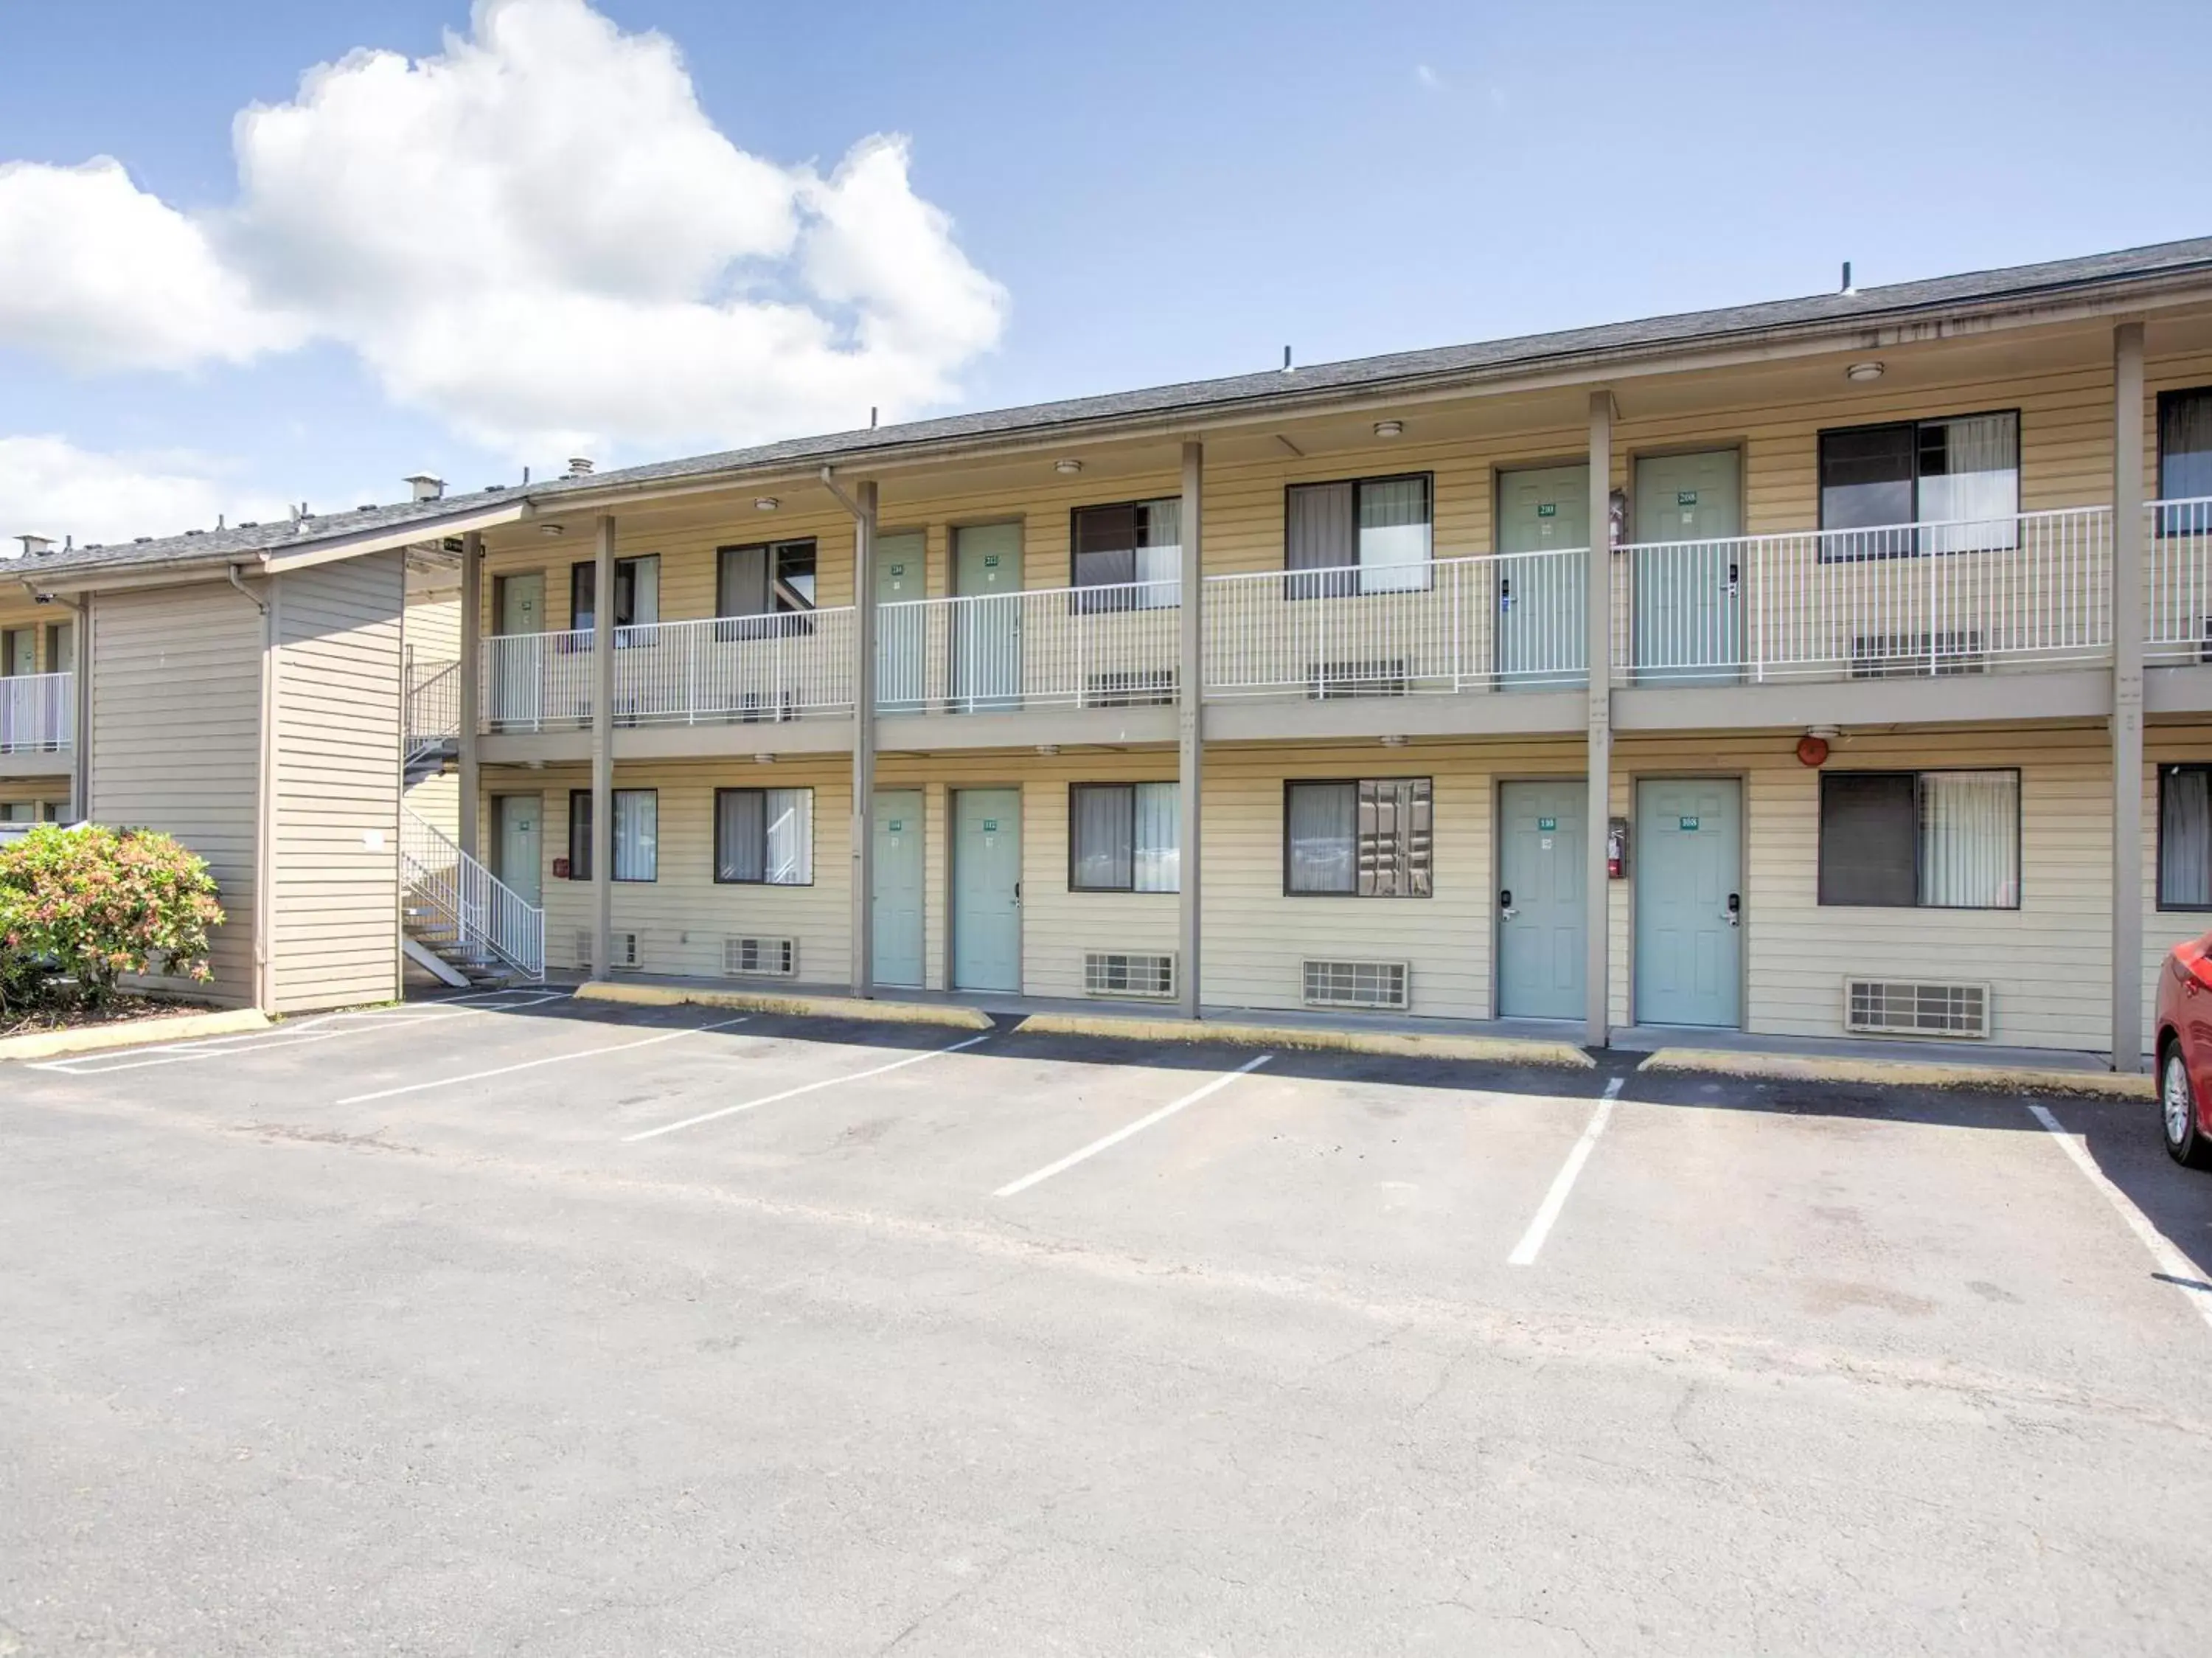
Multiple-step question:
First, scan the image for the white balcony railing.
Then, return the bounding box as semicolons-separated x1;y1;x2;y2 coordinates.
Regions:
1203;549;1588;699
400;807;543;980
877;579;1181;714
2146;497;2212;665
0;672;72;753
1612;506;2115;683
482;613;855;732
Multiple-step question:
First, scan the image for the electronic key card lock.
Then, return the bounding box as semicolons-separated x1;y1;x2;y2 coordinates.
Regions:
1725;892;1742;928
1498;887;1516;920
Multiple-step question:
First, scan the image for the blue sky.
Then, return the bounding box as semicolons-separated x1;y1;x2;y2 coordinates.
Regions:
1;0;2206;544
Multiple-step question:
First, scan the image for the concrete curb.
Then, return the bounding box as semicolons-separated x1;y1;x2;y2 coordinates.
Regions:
1012;1011;1596;1068
0;1006;269;1063
1638;1046;2155;1100
575;980;994;1031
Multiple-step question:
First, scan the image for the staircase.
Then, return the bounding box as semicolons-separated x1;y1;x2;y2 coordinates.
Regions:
400;808;545;988
405;655;461;786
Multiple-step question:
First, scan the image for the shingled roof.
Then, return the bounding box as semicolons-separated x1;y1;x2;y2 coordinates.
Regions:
16;232;2212;586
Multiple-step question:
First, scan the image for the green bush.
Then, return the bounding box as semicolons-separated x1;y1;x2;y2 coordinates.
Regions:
0;825;225;1013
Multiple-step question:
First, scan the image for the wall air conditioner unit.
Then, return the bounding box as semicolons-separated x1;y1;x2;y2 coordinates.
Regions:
1843;979;1989;1038
1084;951;1176;999
1303;959;1410;1012
725;936;799;978
574;929;640;971
1848;631;1986;679
1306;658;1409;699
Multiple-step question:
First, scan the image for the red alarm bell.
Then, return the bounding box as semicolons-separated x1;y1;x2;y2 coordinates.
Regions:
1796;734;1830;768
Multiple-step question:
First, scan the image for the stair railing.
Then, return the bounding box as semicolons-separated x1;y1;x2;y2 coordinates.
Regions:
399;807;545;980
405;656;462;769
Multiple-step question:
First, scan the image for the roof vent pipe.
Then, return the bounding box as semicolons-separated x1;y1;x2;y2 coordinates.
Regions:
567;457;594;476
1281;345;1293;372
1840;260;1855;296
406;474;445;502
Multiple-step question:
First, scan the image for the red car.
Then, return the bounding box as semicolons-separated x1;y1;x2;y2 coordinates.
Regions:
2154;929;2212;1168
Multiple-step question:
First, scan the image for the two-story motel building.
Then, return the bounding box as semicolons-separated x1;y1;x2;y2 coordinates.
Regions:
13;236;2212;1069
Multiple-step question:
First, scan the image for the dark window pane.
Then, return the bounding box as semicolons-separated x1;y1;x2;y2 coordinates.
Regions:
1820;425;1916;557
718;544;769;617
2162;389;2212;505
774;540;816;611
2160;766;2212;908
568;789;592;881
571;562;596;632
1074;504;1140;590
1818;773;1917;905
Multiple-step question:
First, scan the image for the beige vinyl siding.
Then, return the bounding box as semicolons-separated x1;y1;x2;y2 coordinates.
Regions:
1603;727;2112;1050
406;593;462;662
88;581;263;1005
270;552;406;1014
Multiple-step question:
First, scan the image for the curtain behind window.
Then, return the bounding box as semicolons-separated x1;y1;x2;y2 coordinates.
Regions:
613;790;658;881
765;789;812;884
1357;477;1430;594
2162;391;2212;512
1287;781;1357;892
1917;771;2017;907
1133;782;1178;892
1287;482;1357;598
719;545;770;615
2161;768;2212;907
1919;414;2019;554
1136;499;1180;602
717;791;765;881
1072;785;1133;889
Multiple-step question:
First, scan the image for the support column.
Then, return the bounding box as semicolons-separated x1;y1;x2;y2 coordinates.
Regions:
1179;440;1205;1021
2112;322;2146;1072
1584;391;1614;1050
591;515;616;981
458;530;482;859
851;480;878;997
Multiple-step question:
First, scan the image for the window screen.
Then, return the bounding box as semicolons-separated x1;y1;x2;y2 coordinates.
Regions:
1069;783;1179;892
1818;770;2017;909
1285;778;1432;897
2160;765;2212;909
715;788;813;884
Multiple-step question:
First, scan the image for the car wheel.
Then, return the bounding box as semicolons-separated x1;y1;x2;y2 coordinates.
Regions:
2162;1047;2212;1169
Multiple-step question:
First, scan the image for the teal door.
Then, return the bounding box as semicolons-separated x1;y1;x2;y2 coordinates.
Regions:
1635;779;1742;1027
1495;465;1587;687
1633;451;1742;684
494;794;543;908
953;523;1022;710
952;788;1022;991
875;532;925;714
873;789;925;988
1497;780;1585;1020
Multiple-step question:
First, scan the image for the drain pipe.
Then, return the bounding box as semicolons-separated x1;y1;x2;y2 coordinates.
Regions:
226;562;267;614
228;561;279;1010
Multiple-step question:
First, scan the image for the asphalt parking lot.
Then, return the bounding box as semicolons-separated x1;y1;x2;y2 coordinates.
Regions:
7;991;2212;1655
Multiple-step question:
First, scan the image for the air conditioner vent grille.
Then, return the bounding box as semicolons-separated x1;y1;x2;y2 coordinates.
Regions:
725;936;798;978
1845;979;1989;1038
574;929;639;971
1084;951;1175;999
1303;959;1409;1011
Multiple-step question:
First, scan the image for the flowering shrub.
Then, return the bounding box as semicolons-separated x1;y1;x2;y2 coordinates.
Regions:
0;825;224;1012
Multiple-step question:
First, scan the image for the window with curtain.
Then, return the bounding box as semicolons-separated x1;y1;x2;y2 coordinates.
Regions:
566;788;659;882
1817;769;2017;908
714;788;814;884
571;556;661;634
1071;499;1180;611
1284;474;1433;597
2159;389;2212;534
1068;783;1179;892
2159;765;2212;909
1284;777;1432;896
715;541;817;639
1818;412;2019;559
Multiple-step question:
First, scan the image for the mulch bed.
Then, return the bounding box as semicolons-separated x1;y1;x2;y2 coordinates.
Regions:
1;996;215;1041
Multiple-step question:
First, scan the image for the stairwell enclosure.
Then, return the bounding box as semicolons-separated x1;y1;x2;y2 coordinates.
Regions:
87;552;413;1013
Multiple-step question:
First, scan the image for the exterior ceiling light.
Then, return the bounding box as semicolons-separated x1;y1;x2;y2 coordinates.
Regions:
1846;361;1885;382
1054;459;1083;475
1373;420;1405;438
1036;743;1060;755
539;523;565;537
753;752;776;764
754;496;779;511
1380;734;1407;746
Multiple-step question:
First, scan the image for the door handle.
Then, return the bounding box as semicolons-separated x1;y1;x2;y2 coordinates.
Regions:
1498;888;1517;920
1723;892;1741;927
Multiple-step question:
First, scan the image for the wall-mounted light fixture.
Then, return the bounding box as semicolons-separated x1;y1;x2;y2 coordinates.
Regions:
754;496;779;511
539;523;565;537
1054;459;1083;475
1373;420;1405;438
1846;361;1885;383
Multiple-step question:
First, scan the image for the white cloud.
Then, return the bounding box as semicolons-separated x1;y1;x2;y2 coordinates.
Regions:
0;0;1007;458
1414;63;1441;90
0;435;287;548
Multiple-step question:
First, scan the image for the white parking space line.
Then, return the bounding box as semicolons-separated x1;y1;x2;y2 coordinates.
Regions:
338;1016;751;1105
1507;1075;1625;1267
993;1053;1275;1199
622;1033;993;1142
2027;1102;2212;1336
28;993;566;1075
